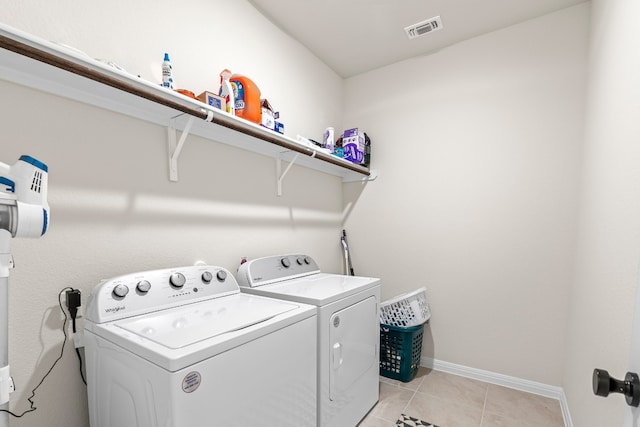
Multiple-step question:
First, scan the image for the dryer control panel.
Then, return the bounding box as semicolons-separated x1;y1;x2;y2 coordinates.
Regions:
85;265;239;323
237;254;320;288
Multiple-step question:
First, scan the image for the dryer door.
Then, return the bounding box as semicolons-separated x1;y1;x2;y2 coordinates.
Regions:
329;296;378;400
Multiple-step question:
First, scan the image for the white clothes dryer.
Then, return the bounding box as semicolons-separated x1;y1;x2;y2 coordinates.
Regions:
237;254;381;427
84;264;317;427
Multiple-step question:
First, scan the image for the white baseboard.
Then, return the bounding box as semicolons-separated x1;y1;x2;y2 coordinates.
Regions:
421;357;573;427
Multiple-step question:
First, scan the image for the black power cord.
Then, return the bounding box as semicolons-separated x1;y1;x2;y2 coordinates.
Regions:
65;289;86;385
0;286;84;418
66;289;81;333
74;347;86;385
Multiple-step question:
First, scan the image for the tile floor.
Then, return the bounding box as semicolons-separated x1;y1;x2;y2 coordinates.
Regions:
358;368;565;427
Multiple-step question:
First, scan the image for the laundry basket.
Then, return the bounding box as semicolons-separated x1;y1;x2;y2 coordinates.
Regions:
379;287;431;327
379;323;424;382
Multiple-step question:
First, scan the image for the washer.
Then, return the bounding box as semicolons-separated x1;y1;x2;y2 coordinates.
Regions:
84;264;317;427
237;254;381;427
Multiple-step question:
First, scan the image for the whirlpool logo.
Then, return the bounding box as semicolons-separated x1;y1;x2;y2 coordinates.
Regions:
105;306;125;314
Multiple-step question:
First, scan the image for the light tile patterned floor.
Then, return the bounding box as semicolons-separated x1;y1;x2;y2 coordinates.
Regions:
358;368;565;427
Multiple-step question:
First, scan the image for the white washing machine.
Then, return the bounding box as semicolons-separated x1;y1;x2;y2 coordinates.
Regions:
237;254;381;427
83;264;317;427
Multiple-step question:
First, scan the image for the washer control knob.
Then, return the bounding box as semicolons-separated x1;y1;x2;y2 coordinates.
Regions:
281;257;291;268
169;272;186;288
112;284;129;298
216;270;227;282
136;280;151;293
201;271;213;284
304;256;311;265
296;257;304;265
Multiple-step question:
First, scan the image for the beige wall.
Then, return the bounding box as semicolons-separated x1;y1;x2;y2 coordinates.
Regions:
343;4;590;386
563;0;640;425
0;1;345;426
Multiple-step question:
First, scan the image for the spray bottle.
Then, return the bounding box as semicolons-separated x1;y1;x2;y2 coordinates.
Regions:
162;53;175;89
218;69;235;115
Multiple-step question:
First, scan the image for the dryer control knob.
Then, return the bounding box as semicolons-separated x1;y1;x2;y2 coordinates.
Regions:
281;257;291;268
296;257;304;265
136;280;151;293
169;272;186;288
216;270;227;282
304;256;311;265
201;271;213;283
113;284;129;298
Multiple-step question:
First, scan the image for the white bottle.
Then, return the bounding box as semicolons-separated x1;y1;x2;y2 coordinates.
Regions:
323;127;335;153
218;69;235;115
162;53;174;89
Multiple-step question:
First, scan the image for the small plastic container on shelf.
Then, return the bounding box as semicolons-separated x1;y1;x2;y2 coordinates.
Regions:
379;323;424;382
379;287;431;327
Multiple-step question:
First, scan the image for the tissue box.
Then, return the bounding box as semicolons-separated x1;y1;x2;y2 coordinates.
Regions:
197;91;226;111
261;99;276;130
342;128;365;164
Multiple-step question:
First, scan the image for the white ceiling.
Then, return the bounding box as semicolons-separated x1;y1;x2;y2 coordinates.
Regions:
249;0;588;78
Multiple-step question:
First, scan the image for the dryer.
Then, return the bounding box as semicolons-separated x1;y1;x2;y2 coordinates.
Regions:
84;264;317;427
237;254;381;427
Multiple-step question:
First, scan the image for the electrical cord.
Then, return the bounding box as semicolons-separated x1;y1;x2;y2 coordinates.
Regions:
75;347;86;385
0;286;75;418
64;288;86;385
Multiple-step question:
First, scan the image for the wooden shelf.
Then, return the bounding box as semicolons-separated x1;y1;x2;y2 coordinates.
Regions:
0;24;372;183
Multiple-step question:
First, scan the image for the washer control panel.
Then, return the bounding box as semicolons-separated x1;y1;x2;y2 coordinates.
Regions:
237;254;320;288
85;265;239;323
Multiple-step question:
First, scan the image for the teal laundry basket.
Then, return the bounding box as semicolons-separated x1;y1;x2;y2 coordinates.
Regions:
379;323;424;382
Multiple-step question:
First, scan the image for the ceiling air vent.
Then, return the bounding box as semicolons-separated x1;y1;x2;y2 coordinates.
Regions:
404;16;443;40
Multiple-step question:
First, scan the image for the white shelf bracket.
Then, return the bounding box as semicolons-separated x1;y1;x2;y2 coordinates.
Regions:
276;153;301;196
168;115;196;182
343;169;379;183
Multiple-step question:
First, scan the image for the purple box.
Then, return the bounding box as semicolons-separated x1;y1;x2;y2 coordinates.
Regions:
342;128;365;164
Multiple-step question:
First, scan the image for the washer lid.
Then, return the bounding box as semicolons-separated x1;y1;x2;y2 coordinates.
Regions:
115;293;297;349
85;289;317;372
243;273;380;306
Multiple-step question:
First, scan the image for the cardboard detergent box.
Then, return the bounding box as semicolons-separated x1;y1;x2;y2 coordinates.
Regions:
197;91;226;111
342;128;365;164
